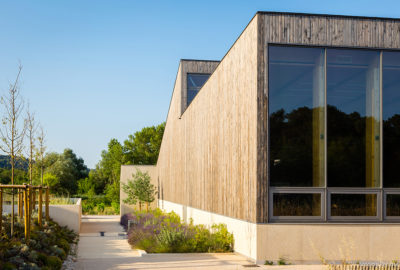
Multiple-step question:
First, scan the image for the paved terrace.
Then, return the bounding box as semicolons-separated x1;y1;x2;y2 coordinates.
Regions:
75;215;327;270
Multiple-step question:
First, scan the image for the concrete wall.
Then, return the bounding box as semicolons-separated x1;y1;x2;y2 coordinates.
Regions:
3;198;82;233
120;165;158;216
161;199;400;264
160;199;258;261
48;198;81;233
257;223;400;264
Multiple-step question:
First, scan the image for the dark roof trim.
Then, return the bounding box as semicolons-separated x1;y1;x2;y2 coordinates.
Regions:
257;11;400;21
180;59;220;62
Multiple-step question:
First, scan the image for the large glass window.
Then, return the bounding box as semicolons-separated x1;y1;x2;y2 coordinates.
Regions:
273;193;321;216
269;45;400;222
383;52;400;188
327;49;380;188
187;73;210;106
269;46;325;187
331;193;377;216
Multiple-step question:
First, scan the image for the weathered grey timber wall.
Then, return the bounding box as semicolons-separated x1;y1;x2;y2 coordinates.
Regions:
158;15;260;222
257;12;400;223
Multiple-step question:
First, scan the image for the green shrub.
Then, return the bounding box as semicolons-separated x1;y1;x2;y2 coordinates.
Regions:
57;239;70;254
46;255;62;270
2;262;17;270
125;209;234;253
98;202;105;212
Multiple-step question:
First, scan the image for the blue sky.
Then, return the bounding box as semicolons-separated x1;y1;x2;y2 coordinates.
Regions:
0;0;399;168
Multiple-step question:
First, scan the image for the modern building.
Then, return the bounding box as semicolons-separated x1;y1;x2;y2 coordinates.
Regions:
128;12;400;263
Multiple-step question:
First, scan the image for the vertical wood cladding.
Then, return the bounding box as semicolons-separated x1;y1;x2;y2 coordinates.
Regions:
158;12;400;224
158;16;259;223
257;13;400;223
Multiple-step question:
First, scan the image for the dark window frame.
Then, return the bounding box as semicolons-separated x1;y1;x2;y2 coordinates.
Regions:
267;44;400;223
186;73;211;107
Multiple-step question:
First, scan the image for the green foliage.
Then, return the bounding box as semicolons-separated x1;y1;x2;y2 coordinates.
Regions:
278;256;290;265
0;167;28;184
125;209;234;254
0;216;77;270
123;122;165;165
44;149;89;195
46;256;62;269
264;260;274;265
43;173;60;190
80;195;119;215
76;122;165;216
122;169;157;208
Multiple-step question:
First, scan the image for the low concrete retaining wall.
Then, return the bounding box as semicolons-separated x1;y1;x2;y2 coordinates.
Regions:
160;199;400;264
2;198;82;233
159;199;257;261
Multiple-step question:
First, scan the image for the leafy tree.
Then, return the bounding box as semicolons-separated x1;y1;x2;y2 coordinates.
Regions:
99;139;124;185
44;149;89;195
43;173;60;190
123;122;165;165
122;169;157;211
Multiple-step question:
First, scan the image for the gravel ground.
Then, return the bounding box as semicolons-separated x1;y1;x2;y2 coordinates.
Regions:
62;241;78;270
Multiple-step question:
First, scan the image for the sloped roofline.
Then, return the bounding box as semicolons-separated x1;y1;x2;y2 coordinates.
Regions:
257;11;400;21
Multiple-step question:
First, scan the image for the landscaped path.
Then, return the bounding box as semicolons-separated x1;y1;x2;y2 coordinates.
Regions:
75;215;328;269
75;215;261;270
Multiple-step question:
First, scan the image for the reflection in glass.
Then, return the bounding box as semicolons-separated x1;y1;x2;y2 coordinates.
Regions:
383;52;400;187
327;49;380;187
331;194;377;216
187;73;210;106
386;194;400;216
269;46;325;187
273;193;321;216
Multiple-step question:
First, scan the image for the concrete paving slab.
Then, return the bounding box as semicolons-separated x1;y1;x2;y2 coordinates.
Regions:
75;215;328;270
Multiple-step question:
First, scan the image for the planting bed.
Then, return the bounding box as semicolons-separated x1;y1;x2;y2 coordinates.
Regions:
121;209;234;253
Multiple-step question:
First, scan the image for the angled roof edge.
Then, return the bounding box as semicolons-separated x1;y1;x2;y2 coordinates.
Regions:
257;11;400;21
180;59;220;62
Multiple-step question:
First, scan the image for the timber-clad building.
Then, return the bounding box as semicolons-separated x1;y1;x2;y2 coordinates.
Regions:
141;12;400;263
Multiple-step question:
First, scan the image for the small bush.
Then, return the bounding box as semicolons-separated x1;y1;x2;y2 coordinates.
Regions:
46;255;62;269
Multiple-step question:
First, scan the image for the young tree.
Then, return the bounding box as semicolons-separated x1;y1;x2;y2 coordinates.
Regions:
26;106;37;184
122;169;157;211
36;125;46;185
0;65;27;235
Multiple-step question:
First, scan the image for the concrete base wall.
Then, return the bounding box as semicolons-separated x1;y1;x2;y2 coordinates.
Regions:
160;199;400;264
160;199;257;260
3;198;82;233
257;223;400;264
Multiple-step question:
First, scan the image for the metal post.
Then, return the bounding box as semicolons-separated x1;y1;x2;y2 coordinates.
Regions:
38;187;42;227
0;188;2;233
45;188;49;221
24;186;29;241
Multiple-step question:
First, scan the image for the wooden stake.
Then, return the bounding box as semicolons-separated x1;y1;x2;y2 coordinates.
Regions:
38;187;42;227
45;188;49;221
24;186;30;241
0;188;2;233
